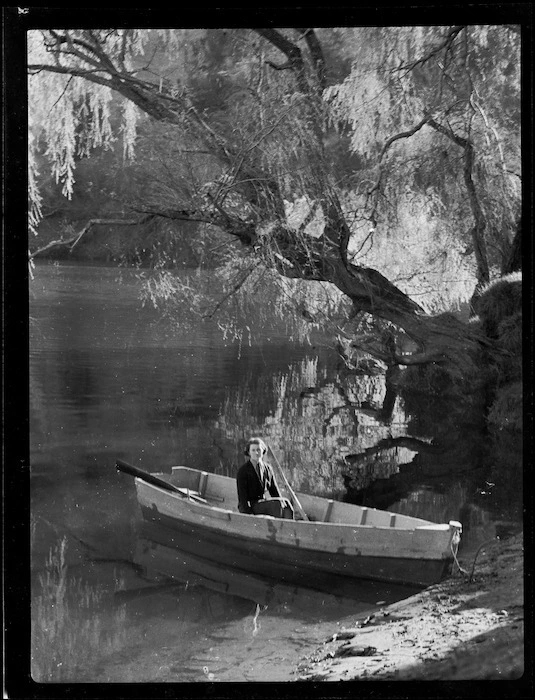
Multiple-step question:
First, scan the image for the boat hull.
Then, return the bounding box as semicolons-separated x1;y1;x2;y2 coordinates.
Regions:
130;467;461;589
139;502;453;588
136;523;418;605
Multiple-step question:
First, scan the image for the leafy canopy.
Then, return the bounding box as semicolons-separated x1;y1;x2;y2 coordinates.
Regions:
28;27;520;343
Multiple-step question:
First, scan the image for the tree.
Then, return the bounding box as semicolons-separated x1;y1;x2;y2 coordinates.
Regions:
27;26;521;372
325;26;520;299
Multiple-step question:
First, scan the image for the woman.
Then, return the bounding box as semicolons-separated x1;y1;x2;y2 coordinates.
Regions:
236;437;294;519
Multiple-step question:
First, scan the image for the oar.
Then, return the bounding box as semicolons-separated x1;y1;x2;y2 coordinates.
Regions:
117;460;209;503
266;445;309;521
116;459;185;496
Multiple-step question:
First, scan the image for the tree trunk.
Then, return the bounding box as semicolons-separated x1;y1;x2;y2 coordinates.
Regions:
261;219;485;368
502;219;522;274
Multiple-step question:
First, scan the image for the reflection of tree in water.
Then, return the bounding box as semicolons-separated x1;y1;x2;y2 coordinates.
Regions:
216;355;522;547
217;356;409;497
342;387;522;549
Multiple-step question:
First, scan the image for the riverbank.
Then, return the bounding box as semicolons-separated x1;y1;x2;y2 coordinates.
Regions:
295;533;525;682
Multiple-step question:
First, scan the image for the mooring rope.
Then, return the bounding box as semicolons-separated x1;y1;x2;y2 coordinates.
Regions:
450;534;503;581
450;529;469;576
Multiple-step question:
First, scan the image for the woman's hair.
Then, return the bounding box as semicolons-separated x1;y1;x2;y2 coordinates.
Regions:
244;437;268;456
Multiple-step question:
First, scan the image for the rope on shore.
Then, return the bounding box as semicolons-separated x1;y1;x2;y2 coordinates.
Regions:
451;534;504;581
450;529;469;576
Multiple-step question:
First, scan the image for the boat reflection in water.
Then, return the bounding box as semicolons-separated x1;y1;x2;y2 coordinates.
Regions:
134;522;417;621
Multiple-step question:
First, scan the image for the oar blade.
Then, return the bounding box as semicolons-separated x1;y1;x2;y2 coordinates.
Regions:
116;459;184;496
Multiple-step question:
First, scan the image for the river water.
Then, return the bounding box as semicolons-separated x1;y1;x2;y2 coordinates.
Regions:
29;261;523;683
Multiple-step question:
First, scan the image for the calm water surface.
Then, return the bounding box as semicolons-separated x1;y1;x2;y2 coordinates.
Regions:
30;261;522;683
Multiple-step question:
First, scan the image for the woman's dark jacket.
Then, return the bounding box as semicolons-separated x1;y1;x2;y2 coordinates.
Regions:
236;460;281;514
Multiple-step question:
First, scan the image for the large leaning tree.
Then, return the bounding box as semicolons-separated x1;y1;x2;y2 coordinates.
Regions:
28;27;521;374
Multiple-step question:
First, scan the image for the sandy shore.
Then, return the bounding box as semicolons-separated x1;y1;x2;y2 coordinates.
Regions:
295;533;525;682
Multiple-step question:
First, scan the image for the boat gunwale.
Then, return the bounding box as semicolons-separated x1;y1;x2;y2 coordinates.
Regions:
134;476;458;534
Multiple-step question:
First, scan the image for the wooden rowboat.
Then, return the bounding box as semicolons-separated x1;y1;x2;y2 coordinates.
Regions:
118;461;462;588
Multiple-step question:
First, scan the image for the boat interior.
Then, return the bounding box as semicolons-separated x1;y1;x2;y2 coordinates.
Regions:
162;466;436;529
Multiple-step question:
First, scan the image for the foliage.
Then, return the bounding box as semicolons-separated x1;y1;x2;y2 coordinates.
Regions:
28;131;43;236
342;188;477;313
325;25;521;280
141;253;351;343
497;312;522;357
28;29;160;199
473;271;522;338
487;380;523;432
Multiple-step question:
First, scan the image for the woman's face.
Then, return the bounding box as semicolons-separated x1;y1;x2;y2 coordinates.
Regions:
248;444;263;465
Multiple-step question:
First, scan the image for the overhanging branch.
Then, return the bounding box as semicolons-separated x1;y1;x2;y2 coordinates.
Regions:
28;215;154;259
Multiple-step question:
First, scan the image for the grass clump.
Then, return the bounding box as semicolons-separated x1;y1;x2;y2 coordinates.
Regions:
31;537;127;682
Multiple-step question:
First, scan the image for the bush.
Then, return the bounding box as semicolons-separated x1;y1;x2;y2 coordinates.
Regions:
492;311;523;384
473;272;522;339
487;380;522;432
497;311;522;354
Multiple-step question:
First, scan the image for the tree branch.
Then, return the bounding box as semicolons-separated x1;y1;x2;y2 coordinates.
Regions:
265;59;294;72
254;28;309;95
396;26;465;75
428;118;489;290
28;63;115;90
295;28;326;89
379;116;431;161
28;215;154;259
